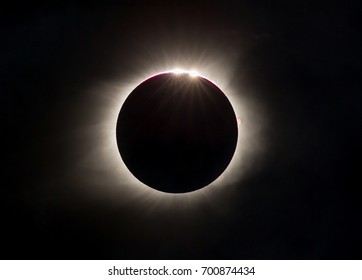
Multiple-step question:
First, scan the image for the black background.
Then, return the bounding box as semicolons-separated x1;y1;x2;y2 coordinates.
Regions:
1;0;361;259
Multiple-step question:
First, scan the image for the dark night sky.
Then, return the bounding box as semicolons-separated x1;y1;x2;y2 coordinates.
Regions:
1;0;361;259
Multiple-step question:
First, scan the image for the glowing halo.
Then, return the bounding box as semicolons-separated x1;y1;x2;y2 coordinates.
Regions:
63;55;267;208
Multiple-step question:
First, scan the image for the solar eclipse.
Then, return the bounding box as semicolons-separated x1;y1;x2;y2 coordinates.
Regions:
116;70;238;193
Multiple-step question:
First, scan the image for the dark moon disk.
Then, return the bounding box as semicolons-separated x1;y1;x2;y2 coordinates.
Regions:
116;72;238;193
